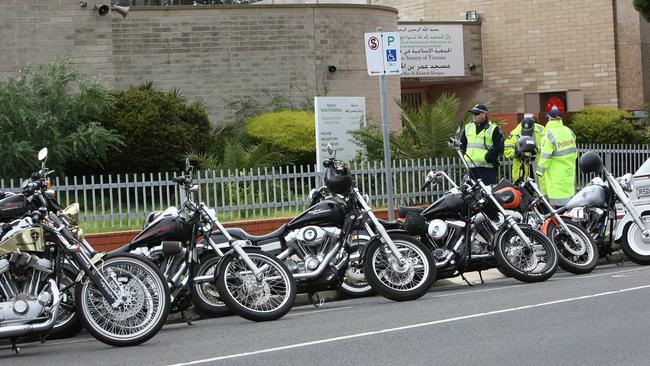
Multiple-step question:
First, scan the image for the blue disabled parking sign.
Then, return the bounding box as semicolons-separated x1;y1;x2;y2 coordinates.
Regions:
386;49;397;62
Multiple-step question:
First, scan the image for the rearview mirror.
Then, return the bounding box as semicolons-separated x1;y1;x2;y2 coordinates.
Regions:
38;147;48;162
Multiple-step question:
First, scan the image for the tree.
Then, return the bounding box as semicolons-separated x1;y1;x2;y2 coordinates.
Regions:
634;0;650;22
351;93;462;161
0;59;122;178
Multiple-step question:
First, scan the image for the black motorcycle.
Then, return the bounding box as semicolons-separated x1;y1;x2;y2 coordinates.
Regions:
215;145;436;302
386;137;558;284
0;148;170;350
117;160;297;322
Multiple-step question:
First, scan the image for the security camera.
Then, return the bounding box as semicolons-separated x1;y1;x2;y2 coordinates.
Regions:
468;64;477;71
96;4;111;16
328;65;337;73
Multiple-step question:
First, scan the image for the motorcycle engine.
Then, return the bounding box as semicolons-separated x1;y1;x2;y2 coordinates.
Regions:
284;226;341;273
0;252;54;323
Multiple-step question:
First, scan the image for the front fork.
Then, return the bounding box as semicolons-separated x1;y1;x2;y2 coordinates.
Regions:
354;189;406;264
606;172;650;240
477;180;534;246
527;179;580;242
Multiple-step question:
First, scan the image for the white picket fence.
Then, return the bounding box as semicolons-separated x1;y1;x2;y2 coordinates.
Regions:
1;144;649;231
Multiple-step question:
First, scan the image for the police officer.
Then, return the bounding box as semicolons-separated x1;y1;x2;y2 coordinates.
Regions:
535;106;578;207
504;115;545;189
461;104;504;185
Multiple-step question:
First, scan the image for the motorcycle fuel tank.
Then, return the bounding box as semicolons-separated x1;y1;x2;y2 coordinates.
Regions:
0;194;27;221
565;184;607;210
130;208;192;248
288;200;346;229
421;192;465;219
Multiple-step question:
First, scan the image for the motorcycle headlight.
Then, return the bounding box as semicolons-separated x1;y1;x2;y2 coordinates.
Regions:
617;173;634;192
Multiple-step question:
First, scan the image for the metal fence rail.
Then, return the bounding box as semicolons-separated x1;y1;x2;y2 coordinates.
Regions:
1;144;649;232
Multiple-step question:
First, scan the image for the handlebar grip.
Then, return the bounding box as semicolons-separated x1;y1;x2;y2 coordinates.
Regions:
172;176;186;184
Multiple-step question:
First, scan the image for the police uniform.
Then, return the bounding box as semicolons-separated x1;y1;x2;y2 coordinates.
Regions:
461;104;504;185
504;117;546;191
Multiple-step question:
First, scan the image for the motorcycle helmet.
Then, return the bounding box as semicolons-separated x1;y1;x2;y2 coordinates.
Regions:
520;117;535;137
143;210;163;230
578;151;603;174
324;166;354;195
515;136;537;159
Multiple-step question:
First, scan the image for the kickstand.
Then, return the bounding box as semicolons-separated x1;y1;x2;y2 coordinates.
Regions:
39;333;49;343
460;274;473;287
478;270;485;285
308;292;325;308
10;338;20;354
181;310;200;325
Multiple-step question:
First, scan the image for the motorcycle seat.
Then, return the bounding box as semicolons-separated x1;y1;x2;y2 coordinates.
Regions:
492;178;515;191
225;224;288;244
398;206;424;219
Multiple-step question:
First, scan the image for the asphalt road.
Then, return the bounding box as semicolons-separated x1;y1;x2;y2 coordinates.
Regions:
3;263;650;366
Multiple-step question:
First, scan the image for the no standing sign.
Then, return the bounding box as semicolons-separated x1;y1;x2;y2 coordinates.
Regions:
364;32;401;76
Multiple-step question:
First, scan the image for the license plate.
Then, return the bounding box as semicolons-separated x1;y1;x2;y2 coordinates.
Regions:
637;186;650;197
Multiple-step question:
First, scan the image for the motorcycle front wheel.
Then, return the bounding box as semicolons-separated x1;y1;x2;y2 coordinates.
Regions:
621;215;650;265
547;220;598;274
363;233;436;301
495;225;557;283
215;249;296;322
339;233;374;298
75;253;170;347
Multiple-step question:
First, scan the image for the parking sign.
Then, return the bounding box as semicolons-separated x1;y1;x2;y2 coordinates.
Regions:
364;32;401;76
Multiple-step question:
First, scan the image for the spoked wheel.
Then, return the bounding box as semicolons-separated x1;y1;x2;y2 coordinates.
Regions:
191;252;230;317
215;249;296;322
363;233;436;301
548;220;598;274
495;225;558;283
75;254;170;347
340;234;374;298
621;216;650;265
48;267;83;339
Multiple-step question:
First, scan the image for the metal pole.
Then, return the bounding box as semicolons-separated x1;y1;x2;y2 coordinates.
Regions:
377;27;395;221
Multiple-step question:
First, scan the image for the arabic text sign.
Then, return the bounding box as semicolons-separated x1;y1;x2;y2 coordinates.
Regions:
314;97;366;170
399;24;465;77
364;32;401;76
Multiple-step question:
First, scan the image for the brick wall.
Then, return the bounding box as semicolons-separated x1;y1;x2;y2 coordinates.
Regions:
372;0;622;113
0;2;402;129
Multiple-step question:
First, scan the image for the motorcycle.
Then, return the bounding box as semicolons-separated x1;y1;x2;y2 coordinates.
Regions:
391;137;558;283
0;148;170;350
116;160;297;322
563;151;650;265
491;137;598;274
214;144;436;302
306;186;373;298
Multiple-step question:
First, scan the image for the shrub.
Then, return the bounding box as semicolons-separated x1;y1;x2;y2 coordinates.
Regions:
245;111;316;165
569;106;642;144
0;59;122;178
634;0;650;21
99;83;214;173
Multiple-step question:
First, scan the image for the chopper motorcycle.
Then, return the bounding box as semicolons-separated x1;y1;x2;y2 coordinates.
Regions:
0;148;170;350
490;136;598;274
214;145;436;302
562;151;650;265
116;160;296;322
390;137;558;283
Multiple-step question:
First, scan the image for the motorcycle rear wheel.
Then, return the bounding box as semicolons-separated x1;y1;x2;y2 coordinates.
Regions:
191;252;230;317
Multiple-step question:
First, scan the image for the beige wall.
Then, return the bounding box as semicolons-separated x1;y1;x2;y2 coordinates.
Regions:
374;0;621;113
0;2;402;128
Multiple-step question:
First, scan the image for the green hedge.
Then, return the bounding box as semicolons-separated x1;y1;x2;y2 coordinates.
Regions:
569;106;643;144
245;111;316;164
98;84;213;173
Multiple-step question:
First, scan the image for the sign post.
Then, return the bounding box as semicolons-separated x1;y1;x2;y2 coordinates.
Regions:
364;27;400;220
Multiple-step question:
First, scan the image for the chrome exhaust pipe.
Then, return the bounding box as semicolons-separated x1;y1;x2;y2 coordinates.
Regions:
293;243;341;279
0;279;61;339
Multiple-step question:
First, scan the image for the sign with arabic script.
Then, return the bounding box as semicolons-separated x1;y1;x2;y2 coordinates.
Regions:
314;97;365;170
399;24;465;77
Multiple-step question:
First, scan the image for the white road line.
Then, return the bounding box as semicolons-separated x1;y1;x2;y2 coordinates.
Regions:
164;284;650;366
553;266;650;280
285;306;353;318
